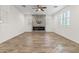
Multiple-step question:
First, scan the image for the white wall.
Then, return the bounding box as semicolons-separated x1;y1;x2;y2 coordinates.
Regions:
53;6;79;43
46;15;54;32
24;14;32;32
24;14;54;32
0;6;25;43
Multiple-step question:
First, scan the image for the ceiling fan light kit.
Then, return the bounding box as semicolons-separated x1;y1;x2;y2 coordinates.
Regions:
38;9;41;11
32;5;47;12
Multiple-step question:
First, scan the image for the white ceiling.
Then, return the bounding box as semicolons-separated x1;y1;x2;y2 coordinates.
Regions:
15;5;66;15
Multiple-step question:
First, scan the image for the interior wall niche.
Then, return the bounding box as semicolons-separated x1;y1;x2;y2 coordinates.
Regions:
32;14;46;31
32;14;46;27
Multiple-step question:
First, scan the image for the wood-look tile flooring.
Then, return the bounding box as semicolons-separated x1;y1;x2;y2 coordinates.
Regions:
0;32;79;53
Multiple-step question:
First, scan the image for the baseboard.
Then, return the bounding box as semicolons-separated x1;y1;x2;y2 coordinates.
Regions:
0;31;25;44
53;32;79;45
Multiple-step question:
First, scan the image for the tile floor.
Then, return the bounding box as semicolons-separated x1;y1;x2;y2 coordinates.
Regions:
0;32;79;53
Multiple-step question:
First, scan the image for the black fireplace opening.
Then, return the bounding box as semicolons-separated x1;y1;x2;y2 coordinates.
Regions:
33;27;45;31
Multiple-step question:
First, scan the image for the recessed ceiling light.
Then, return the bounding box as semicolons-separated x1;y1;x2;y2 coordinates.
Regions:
54;6;58;8
22;5;26;7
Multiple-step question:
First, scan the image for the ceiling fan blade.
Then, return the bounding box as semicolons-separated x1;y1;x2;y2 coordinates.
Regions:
42;7;47;9
41;9;44;11
32;8;38;9
35;9;38;11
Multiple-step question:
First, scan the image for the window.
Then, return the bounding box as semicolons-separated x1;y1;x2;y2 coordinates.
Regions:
61;10;70;27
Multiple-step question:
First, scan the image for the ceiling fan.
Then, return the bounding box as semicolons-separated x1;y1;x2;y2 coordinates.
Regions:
22;5;58;12
32;5;47;12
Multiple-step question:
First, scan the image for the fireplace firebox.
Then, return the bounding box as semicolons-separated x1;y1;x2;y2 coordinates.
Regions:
33;27;45;31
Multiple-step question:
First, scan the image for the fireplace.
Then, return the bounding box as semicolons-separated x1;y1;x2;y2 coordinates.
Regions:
32;15;46;32
33;27;45;31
